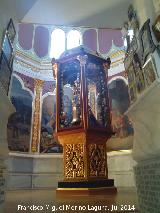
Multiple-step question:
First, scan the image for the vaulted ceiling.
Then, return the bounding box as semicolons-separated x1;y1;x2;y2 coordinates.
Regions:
2;0;133;28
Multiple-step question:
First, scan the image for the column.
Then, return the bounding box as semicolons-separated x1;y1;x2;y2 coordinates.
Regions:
31;79;44;153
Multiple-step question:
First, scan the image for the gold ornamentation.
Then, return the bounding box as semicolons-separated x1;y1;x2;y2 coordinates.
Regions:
31;79;44;152
16;50;51;65
51;58;58;80
15;50;53;72
15;59;39;72
64;143;85;180
52;63;58;80
58;132;86;145
109;50;125;59
88;144;106;177
110;58;124;68
77;55;88;66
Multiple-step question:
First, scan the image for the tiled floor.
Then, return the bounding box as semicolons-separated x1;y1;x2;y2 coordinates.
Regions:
5;187;139;213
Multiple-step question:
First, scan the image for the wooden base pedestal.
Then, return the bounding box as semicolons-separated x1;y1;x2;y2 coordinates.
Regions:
56;179;117;196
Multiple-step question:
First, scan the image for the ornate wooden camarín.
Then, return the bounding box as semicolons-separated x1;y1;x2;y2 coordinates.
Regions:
52;46;116;194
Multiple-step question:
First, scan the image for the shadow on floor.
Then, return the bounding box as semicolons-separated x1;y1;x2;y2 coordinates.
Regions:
5;187;139;212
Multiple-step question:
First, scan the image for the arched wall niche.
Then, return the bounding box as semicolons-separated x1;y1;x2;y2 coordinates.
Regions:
108;76;128;86
50;28;65;59
7;75;33;152
11;73;34;98
40;86;73;153
108;78;134;138
40;92;62;153
66;29;82;50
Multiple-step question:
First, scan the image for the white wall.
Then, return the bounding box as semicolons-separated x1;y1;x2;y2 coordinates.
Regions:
152;0;160;15
133;0;156;27
108;150;136;187
0;0;17;48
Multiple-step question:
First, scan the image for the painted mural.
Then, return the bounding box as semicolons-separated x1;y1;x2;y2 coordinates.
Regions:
108;79;134;138
7;76;32;152
40;95;63;153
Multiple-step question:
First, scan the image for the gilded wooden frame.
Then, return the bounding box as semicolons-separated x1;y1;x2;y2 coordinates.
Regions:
138;19;156;65
0;51;12;94
142;56;158;87
152;15;160;42
7;18;16;44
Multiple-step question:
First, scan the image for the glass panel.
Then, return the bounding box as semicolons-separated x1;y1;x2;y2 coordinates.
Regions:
2;34;12;63
87;62;108;128
0;52;12;94
59;60;81;128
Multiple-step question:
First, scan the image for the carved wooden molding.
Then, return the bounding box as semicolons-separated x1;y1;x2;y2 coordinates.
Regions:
31;79;44;152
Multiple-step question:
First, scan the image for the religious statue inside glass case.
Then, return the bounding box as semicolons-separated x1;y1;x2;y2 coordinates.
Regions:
56;51;111;131
87;62;108;128
59;60;81;128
